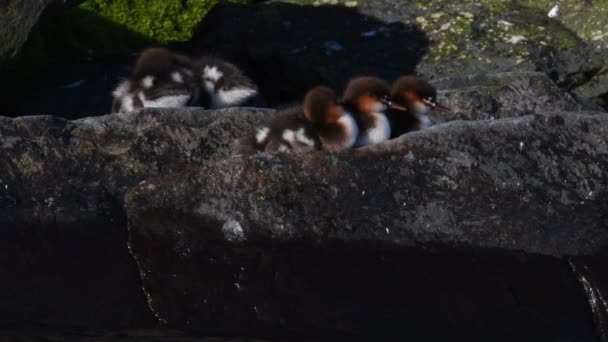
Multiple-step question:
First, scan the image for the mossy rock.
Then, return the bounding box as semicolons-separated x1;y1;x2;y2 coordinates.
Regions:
305;0;607;107
517;0;608;49
22;0;227;63
76;0;233;50
402;1;603;85
275;0;606;86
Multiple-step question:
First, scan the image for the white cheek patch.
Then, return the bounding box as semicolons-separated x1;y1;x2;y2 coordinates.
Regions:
203;65;223;82
171;72;184;83
282;129;296;144
337;112;359;148
295;128;315;147
356;112;390;147
141;76;155;89
255;127;270;144
211;87;257;109
112;80;131;99
140;92;191;108
412;101;431;115
417;114;432;128
278;144;289;152
373;102;387;112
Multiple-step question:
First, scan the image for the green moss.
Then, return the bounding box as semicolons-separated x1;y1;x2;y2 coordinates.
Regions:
78;0;216;45
18;0;252;64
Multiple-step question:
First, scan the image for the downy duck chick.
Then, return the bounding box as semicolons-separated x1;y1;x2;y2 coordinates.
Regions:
341;76;405;147
237;86;358;154
193;57;259;109
111;48;198;113
302;86;358;152
387;75;450;137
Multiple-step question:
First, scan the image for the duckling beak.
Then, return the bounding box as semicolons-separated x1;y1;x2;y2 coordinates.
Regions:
422;98;451;112
380;97;408;111
433;103;451;112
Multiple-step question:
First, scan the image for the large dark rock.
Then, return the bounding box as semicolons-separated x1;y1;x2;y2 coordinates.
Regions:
127;112;608;257
124;112;608;339
1;72;607;339
0;107;272;329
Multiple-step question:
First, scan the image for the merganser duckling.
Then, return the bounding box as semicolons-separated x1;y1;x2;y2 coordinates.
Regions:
237;86;358;154
387;75;450;137
341;76;404;147
193;57;259;109
111;48;198;113
302;86;359;152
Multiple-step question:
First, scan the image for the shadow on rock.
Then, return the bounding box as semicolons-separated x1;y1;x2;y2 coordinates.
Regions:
1;5;156;119
126;211;601;340
186;1;429;106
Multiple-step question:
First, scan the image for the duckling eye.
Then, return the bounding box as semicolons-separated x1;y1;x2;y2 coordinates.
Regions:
422;97;435;107
380;95;392;105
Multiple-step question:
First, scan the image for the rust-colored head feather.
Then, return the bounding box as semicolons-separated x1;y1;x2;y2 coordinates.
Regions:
303;86;342;126
133;48;192;78
390;76;436;103
342;76;391;104
391;76;450;112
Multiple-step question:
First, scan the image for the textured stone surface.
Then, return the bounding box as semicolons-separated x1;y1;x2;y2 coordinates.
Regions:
430;71;598;123
0;107;271;218
127;112;608;257
124;112;608;339
0;107;272;329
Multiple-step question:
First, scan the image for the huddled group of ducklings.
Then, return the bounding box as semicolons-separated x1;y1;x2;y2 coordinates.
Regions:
111;48;450;154
111;47;259;113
